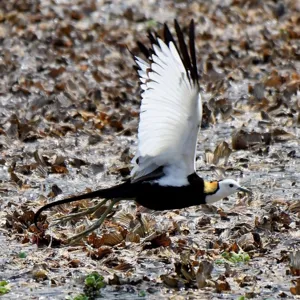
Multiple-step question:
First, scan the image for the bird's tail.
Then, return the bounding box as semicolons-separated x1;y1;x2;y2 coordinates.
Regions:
34;180;132;228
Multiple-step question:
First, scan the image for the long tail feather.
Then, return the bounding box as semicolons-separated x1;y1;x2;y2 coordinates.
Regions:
34;181;131;229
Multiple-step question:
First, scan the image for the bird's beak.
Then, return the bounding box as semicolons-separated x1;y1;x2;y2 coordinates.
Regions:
237;186;252;194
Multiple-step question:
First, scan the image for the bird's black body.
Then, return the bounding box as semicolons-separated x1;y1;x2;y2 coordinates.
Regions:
126;172;206;210
34;172;206;226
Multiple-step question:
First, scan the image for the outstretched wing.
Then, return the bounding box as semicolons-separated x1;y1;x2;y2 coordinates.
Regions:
131;20;202;185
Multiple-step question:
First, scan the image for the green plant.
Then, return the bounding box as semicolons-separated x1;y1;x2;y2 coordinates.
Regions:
0;281;10;295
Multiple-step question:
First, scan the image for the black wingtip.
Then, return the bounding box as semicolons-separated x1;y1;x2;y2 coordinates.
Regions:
133;19;199;90
188;19;199;84
147;30;158;47
174;20;192;80
136;41;148;59
163;22;176;46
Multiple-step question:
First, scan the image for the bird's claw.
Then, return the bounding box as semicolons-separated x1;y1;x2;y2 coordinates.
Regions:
66;199;119;244
51;199;110;226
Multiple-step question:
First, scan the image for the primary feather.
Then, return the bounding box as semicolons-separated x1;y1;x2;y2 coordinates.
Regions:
131;20;202;185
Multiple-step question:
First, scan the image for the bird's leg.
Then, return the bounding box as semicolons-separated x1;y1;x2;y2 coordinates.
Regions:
67;198;120;244
51;198;110;225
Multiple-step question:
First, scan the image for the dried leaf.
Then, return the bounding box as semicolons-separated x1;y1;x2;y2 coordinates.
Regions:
232;130;271;150
160;274;187;288
99;230;124;246
90;246;113;260
148;233;171;248
213;141;232;165
290;251;300;276
264;70;283;87
290;279;300;295
196;260;213;288
215;278;231;292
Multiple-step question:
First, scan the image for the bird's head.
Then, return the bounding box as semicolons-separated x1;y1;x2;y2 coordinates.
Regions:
204;179;251;204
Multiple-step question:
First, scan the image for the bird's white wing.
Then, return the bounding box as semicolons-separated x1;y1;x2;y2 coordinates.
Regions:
131;21;202;185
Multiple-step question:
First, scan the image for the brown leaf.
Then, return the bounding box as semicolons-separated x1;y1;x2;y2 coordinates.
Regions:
149;233;171;248
10;171;23;187
213;141;232;165
51;165;68;174
215;278;231;292
32;264;48;281
232;130;271;150
196;260;213;288
227;242;239;253
290;251;300;276
237;233;256;252
114;262;134;271
125;232;140;243
290;278;300;295
264;70;284;87
87;232;103;248
99;230;124;246
89;246;113;260
68;259;81;268
215;98;233;120
48;66;65;78
160;274;187;288
175;253;196;282
272;128;294;142
289;201;300;214
238;275;257;287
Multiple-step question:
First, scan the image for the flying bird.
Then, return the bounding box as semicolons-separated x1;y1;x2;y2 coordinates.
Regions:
34;20;251;243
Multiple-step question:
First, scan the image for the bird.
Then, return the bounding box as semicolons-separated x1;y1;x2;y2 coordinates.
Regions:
34;20;251;243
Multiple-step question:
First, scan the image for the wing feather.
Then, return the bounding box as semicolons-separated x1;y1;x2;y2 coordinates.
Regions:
131;20;202;185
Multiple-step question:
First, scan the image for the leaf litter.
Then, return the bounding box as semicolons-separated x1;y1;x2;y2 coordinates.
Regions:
0;0;300;299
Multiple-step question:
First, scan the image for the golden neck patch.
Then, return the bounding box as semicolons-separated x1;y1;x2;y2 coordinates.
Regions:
204;181;219;194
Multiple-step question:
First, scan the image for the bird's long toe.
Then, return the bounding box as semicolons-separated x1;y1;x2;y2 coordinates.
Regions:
66;199;120;244
52;199;110;226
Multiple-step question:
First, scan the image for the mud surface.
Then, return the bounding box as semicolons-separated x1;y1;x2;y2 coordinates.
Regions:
0;0;300;299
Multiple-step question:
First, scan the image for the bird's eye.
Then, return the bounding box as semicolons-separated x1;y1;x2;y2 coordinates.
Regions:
229;184;234;188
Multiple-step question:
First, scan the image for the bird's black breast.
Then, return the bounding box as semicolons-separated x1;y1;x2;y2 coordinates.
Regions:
132;172;206;210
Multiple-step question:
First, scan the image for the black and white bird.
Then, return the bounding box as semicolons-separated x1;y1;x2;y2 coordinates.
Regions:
34;20;251;242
